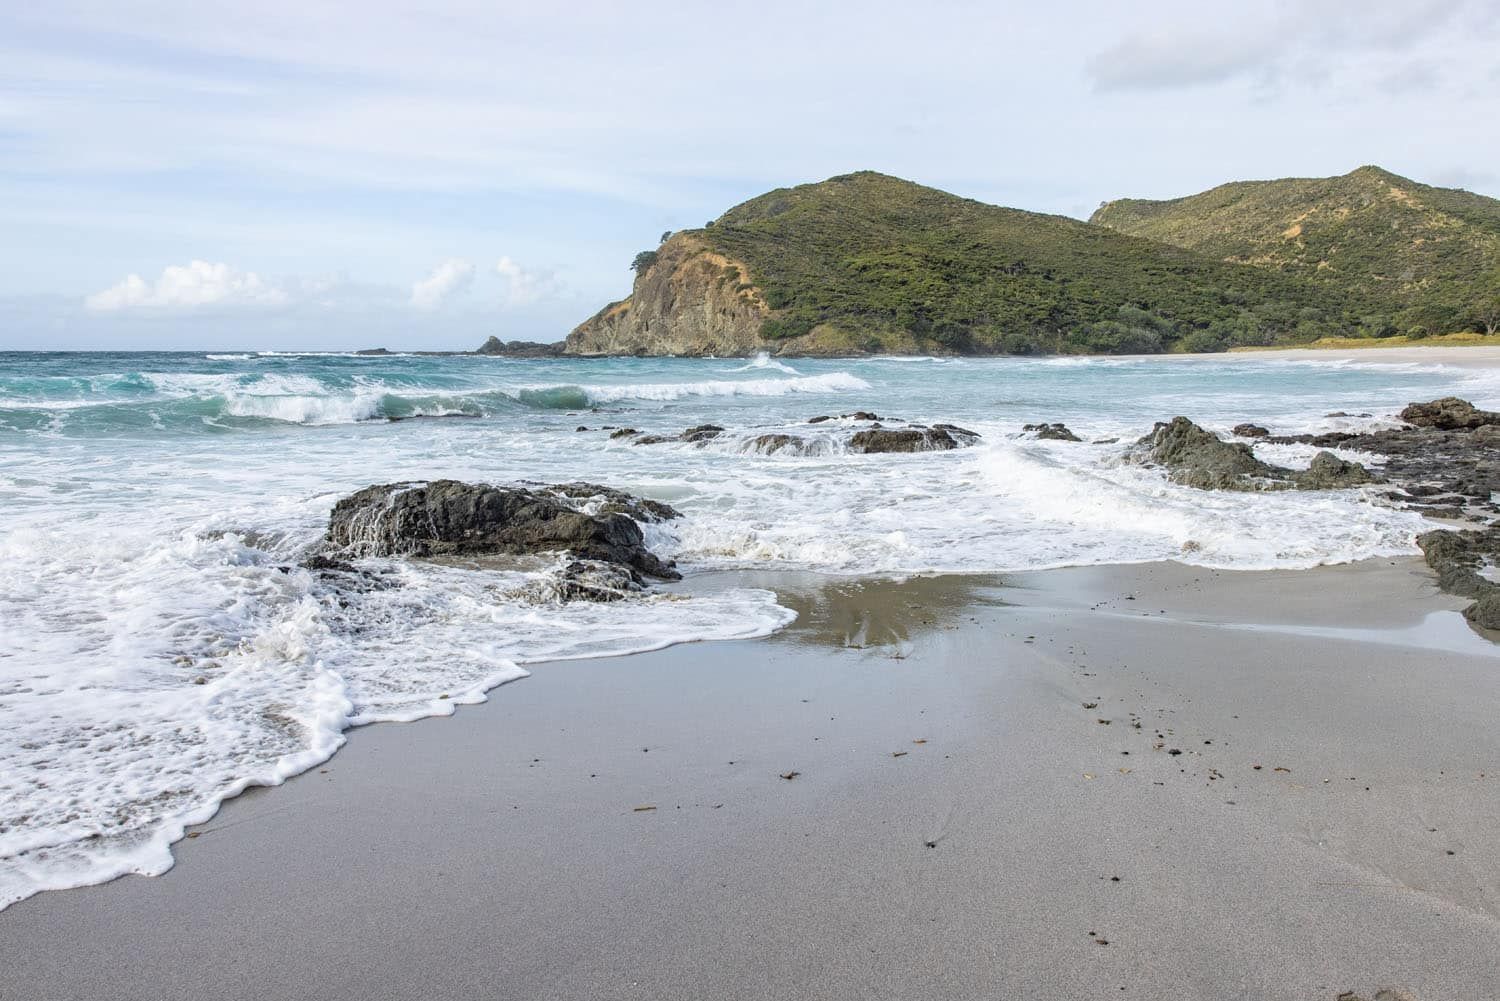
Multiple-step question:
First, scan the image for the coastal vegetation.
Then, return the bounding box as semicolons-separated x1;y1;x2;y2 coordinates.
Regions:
572;168;1499;356
1092;166;1500;340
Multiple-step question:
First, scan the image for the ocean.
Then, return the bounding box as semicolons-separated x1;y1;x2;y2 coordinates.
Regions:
1;348;1491;909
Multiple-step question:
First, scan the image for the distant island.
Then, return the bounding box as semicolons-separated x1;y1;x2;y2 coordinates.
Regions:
558;167;1500;357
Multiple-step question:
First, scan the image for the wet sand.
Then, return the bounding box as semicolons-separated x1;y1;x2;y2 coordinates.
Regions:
2;559;1498;1000
1223;344;1500;368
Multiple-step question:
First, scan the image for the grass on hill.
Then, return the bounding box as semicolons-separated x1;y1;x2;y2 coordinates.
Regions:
1091;166;1500;339
690;171;1374;354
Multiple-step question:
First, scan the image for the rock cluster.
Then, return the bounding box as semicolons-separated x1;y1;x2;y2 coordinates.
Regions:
1024;422;1082;442
321;480;681;586
1132;417;1375;492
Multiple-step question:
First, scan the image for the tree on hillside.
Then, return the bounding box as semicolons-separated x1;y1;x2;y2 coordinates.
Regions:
659;230;672;244
631;250;658;274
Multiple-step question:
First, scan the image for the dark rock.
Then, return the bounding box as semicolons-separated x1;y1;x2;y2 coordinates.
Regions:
1464;592;1500;631
301;554;357;574
322;480;680;581
1136;418;1374;492
1416;529;1498;599
849;427;957;453
1024;422;1081;442
845;411;881;421
608;428;638;440
807;415;833;424
1292;451;1376;489
1399;397;1500;431
513;560;643;603
575;425;589;432
1133;417;1287;491
630;423;729;447
475;336;565;358
540;482;680;523
1325;411;1372;418
747;433;806;455
1232;423;1270;438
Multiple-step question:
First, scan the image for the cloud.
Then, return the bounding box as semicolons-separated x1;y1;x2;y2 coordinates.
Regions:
409;257;476;309
85;260;290;311
1086;0;1473;93
495;256;557;307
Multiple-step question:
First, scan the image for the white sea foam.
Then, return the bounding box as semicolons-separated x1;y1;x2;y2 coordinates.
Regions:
729;351;802;375
1;349;1482;911
0;505;793;911
574;371;871;403
205;353;253;361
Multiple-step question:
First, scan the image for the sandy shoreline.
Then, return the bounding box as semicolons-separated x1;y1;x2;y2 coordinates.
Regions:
2;558;1497;1000
1219;344;1500;368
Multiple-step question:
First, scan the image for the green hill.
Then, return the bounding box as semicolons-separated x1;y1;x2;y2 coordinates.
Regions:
1091;166;1500;337
693;171;1368;354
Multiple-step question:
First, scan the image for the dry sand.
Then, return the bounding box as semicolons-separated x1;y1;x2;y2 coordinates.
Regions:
1;559;1497;1000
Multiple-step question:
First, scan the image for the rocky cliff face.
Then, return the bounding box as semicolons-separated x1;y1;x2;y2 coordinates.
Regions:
565;234;770;356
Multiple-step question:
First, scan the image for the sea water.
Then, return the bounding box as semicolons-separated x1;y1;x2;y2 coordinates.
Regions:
1;348;1493;908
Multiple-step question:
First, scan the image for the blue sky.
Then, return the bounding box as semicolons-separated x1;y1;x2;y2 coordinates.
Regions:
2;0;1497;350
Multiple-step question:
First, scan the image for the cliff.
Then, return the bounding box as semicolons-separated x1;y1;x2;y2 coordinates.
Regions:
566;234;771;356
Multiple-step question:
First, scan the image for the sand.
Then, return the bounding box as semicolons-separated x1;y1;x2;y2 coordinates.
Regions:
2;559;1498;1000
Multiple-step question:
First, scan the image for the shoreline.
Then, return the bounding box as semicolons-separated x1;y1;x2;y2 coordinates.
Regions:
4;558;1498;999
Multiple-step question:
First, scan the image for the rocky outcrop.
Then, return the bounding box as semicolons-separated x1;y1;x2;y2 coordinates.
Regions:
1134;417;1376;492
1024;422;1081;442
475;337;565;357
565;234;769;356
848;423;980;454
1264;398;1500;519
1417;529;1500;630
1399;397;1500;431
322;480;681;582
1232;423;1270;438
1134;418;1288;490
1292;451;1375;489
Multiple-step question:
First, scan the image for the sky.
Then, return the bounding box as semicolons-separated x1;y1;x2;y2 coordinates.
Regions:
2;0;1497;351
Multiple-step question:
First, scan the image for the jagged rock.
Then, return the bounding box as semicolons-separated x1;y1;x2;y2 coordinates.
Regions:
475;336;564;357
540;482;680;523
323;480;680;581
809;412;882;424
1136;417;1373;491
848;424;977;453
681;424;725;442
608;428;638;439
1416;530;1499;599
1416;528;1500;632
1024;422;1081;442
511;560;643;603
747;433;806;454
1464;592;1500;631
1232;423;1270;438
1399;397;1500;430
1134;417;1287;491
1292;451;1376;489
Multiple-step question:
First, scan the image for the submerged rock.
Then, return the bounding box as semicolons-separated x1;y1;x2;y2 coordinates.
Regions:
1024;422;1081;442
511;560;644;603
323;480;681;581
849;423;979;453
1399;397;1500;431
747;433;807;455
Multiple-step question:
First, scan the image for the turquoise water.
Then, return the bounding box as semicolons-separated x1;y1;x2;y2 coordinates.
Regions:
1;347;1489;909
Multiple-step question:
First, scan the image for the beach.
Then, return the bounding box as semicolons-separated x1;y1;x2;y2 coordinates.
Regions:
3;558;1497;1000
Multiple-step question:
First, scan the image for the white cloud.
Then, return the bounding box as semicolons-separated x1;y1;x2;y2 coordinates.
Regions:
84;260;290;311
495;256;556;307
409;257;476;309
